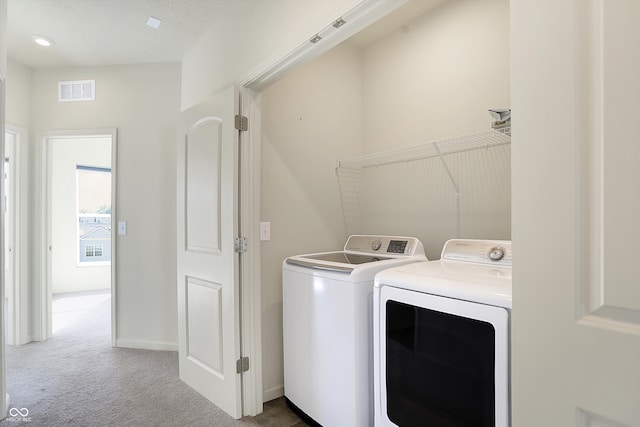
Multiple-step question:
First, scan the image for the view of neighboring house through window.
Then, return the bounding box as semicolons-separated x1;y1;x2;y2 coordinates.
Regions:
77;165;111;265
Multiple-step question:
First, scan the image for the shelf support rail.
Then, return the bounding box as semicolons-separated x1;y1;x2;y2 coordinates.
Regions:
433;141;461;238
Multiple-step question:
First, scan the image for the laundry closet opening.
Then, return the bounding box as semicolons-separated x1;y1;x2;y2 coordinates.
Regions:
258;0;510;402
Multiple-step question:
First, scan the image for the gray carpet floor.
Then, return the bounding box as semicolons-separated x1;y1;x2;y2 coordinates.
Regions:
0;294;306;427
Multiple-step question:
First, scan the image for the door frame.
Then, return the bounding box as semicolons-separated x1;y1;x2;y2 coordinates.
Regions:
0;75;7;420
237;88;263;416
36;129;117;345
4;125;28;345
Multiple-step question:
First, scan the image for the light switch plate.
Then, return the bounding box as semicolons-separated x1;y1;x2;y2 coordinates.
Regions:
260;221;270;241
118;221;127;236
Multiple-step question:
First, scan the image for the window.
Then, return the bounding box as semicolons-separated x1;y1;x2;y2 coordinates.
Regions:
85;244;104;258
77;165;111;265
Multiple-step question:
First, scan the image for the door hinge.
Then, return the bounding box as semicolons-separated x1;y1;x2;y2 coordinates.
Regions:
236;356;249;373
235;115;248;131
234;236;248;253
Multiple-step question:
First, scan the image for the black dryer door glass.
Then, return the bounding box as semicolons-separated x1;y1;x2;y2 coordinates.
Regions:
385;300;496;427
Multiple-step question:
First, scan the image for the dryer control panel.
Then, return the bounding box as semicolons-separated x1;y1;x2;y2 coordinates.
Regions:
344;235;425;257
442;239;512;267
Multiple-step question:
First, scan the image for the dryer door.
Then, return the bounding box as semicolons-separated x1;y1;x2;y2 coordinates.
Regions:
374;286;510;427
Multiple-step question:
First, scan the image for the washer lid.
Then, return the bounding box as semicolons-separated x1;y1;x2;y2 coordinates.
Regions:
300;252;392;264
285;252;390;272
285;251;410;273
284;235;427;274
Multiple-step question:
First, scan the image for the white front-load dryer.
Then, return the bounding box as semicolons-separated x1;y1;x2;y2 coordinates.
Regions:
283;235;427;427
373;239;512;427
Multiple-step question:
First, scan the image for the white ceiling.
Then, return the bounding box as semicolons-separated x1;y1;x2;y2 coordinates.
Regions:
6;0;251;68
7;0;445;69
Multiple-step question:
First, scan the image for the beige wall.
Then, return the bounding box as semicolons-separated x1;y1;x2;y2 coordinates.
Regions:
31;63;181;349
6;60;32;129
362;0;510;150
51;137;111;294
181;0;349;110
357;0;511;258
260;0;510;399
260;41;364;399
0;0;5;80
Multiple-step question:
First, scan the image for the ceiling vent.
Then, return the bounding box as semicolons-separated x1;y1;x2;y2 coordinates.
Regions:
58;80;95;102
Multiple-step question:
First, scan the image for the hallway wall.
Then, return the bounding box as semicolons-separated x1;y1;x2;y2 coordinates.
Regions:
29;62;181;349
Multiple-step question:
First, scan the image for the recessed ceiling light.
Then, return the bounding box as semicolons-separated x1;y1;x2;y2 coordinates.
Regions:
32;35;55;47
146;16;162;29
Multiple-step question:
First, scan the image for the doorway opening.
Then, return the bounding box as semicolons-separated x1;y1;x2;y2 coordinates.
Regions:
39;131;117;344
52;290;111;334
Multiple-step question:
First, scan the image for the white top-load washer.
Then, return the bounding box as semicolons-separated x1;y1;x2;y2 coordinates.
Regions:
373;239;512;427
283;235;427;427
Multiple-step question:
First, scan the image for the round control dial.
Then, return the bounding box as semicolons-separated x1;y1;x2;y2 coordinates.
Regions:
488;246;505;261
371;240;382;251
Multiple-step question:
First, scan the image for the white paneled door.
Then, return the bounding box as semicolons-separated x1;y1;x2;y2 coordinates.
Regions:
512;1;640;425
177;86;241;418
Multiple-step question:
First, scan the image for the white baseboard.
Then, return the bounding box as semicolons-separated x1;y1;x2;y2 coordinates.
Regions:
19;334;35;345
115;339;177;351
262;385;284;403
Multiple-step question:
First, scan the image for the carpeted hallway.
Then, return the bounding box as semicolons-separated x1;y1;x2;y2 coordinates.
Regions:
1;292;306;426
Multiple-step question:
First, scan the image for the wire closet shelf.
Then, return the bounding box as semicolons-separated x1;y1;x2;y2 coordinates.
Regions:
334;126;511;255
335;126;510;170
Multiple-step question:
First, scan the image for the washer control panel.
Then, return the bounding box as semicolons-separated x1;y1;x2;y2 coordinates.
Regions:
442;239;512;266
344;235;424;257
